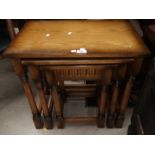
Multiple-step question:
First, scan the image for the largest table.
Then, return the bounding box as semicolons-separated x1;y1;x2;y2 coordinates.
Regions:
4;20;149;129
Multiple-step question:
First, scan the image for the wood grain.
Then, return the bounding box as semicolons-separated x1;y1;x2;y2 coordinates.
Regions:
4;20;149;58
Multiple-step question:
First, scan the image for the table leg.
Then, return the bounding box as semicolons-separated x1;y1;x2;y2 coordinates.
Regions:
97;69;112;128
106;65;127;128
97;85;107;128
115;75;134;128
107;80;119;128
11;59;43;129
29;65;53;129
46;71;64;129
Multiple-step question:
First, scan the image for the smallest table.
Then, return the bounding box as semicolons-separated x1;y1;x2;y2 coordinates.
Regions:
4;20;149;129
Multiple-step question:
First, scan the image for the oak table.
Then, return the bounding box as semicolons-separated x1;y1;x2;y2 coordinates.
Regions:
4;20;149;129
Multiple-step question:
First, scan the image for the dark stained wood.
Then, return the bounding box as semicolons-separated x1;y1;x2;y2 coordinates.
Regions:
28;65;53;129
132;58;143;75
48;95;54;113
21;58;134;65
116;58;143;128
11;59;43;129
107;80;119;128
116;75;134;128
97;69;112;128
46;71;64;129
41;65;111;81
66;92;96;97
65;84;96;97
107;65;128;128
3;20;150;129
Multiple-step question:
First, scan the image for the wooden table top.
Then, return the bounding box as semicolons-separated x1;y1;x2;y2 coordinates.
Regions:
4;20;149;59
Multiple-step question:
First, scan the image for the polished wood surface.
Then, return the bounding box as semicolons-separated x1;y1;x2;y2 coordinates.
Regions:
29;65;53;129
4;20;150;129
21;58;134;65
4;20;149;58
11;59;43;129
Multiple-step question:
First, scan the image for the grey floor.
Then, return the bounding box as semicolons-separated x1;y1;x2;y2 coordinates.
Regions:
0;59;132;135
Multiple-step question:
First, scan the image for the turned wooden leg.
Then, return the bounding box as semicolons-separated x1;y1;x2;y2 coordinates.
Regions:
46;71;64;129
41;71;50;95
107;80;119;128
115;75;134;128
97;85;107;128
29;65;53;129
12;59;43;129
52;87;64;129
97;69;112;128
106;64;127;128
